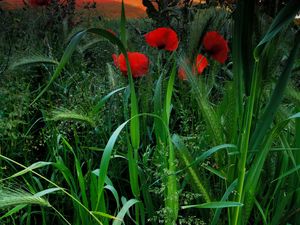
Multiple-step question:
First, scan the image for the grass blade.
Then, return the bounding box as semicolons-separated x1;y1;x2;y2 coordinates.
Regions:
182;202;243;209
1;162;52;181
250;33;300;151
254;0;300;59
95;119;130;209
9;56;58;70
31;30;87;105
91;87;126;115
210;179;238;225
112;199;140;225
271;164;300;183
172;134;212;203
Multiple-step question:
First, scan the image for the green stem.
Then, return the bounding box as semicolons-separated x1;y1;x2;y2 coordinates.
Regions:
0;154;103;225
232;62;259;225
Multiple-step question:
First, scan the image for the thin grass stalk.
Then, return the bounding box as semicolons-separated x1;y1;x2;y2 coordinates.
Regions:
0;154;103;225
243;112;300;222
294;107;300;223
227;0;254;193
172;134;211;203
164;62;178;225
232;62;260;225
249;32;300;151
61;137;90;223
119;2;141;223
180;59;224;166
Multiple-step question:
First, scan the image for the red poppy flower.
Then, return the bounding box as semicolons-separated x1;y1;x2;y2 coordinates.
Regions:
112;52;149;78
29;0;50;6
178;54;208;80
203;31;229;64
145;27;179;51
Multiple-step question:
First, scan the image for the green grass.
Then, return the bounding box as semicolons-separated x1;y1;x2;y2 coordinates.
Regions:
0;1;300;225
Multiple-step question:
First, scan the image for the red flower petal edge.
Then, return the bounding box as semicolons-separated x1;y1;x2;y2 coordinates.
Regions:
145;27;179;51
195;54;208;74
112;52;149;78
178;54;208;80
203;31;229;64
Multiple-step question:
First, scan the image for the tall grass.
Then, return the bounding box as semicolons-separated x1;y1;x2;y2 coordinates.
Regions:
0;1;300;225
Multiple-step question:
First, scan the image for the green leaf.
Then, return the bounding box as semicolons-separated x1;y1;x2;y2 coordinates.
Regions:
243;112;300;222
9;56;58;70
31;30;87;105
172;134;212;203
96;120;130;210
210;179;238;225
112;199;140;225
254;0;300;59
31;28;128;105
34;188;61;197
104;185;120;209
1;161;52;181
120;0;127;49
91;211;121;221
182;201;243;209
0;205;26;220
272;164;300;183
164;61;176;125
91;87;126;115
250;33;300;151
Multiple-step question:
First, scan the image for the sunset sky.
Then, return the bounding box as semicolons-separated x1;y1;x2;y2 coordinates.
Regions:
1;0;147;18
1;1;204;18
1;0;145;9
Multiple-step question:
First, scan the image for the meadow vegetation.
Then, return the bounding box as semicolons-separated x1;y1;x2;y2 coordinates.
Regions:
0;0;300;225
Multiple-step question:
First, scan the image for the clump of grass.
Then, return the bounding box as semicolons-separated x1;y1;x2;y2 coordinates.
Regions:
1;1;300;225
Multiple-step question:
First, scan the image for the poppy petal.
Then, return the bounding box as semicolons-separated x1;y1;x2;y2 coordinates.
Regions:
196;54;208;74
145;27;179;51
178;54;208;80
112;52;149;78
203;31;229;64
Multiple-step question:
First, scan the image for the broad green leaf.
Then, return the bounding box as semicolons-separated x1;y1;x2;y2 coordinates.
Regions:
95;120;130;210
34;188;61;197
112;199;140;225
105;185;120;209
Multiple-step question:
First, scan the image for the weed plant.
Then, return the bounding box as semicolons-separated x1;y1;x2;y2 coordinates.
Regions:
0;1;300;225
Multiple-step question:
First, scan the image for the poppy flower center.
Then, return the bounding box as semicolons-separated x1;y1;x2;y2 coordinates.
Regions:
207;45;223;55
158;44;166;49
